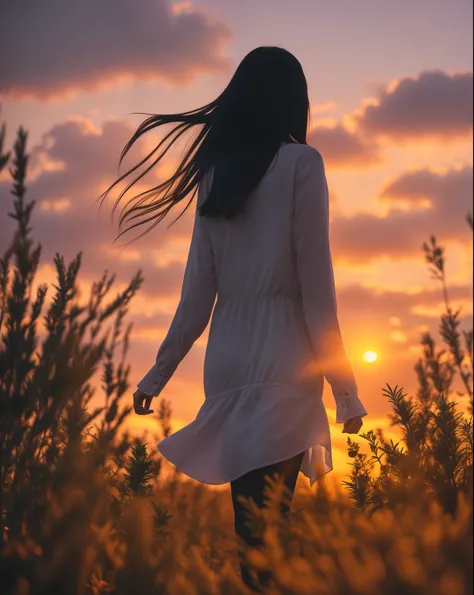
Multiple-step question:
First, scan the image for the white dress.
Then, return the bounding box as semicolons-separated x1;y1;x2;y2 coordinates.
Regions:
137;142;368;487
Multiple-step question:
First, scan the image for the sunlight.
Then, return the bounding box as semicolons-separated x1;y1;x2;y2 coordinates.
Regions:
363;351;378;363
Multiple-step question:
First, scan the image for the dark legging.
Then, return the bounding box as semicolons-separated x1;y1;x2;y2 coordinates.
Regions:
230;450;305;592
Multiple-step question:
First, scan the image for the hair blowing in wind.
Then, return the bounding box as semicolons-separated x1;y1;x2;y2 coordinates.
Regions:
98;46;311;246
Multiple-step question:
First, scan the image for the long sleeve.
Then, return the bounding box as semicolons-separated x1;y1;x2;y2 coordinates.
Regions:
293;147;367;424
136;179;217;398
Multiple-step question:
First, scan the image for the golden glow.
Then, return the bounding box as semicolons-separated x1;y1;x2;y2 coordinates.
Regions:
172;1;193;14
363;351;378;363
389;330;408;343
389;316;402;327
310;100;339;115
40;198;71;212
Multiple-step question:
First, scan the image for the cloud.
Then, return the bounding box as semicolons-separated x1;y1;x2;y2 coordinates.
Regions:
330;166;473;264
2;117;471;300
310;101;339;116
0;117;196;301
336;283;472;326
308;124;381;168
354;70;473;140
380;167;473;205
0;0;232;100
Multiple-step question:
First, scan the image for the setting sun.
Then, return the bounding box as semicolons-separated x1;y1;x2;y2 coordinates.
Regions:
363;351;378;363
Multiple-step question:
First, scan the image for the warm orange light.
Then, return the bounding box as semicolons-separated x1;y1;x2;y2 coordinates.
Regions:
363;351;378;363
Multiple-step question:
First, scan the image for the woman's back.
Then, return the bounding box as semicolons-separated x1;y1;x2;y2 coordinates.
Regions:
137;141;367;486
203;142;307;302
202;142;319;399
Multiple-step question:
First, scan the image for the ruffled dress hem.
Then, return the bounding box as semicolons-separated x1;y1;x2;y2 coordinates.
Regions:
158;440;332;487
156;382;333;488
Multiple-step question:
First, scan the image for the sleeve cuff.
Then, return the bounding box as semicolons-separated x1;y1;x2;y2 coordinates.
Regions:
335;394;368;424
136;364;168;398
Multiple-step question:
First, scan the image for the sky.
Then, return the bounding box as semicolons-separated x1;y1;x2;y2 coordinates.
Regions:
1;0;473;487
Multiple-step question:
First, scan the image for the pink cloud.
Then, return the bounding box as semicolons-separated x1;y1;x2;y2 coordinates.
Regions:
0;0;232;100
331;166;472;264
2;118;471;297
354;70;473;140
308;123;381;168
0;117;196;301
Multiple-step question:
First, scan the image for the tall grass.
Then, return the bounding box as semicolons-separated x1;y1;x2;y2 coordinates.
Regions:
1;124;472;594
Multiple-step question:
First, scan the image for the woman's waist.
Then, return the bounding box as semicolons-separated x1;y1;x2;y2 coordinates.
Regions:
216;292;302;306
208;298;310;349
202;378;324;401
204;338;321;393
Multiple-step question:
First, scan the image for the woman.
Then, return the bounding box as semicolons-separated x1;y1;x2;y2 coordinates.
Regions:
101;46;368;591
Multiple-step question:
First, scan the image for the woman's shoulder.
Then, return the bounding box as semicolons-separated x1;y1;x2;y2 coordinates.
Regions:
279;142;323;162
278;143;325;176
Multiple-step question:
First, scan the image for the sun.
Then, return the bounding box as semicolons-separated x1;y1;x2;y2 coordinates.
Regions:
363;351;378;363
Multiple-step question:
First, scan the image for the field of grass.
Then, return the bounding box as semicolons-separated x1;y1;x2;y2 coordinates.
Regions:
1;124;472;594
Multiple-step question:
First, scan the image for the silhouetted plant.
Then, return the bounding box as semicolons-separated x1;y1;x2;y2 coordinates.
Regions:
343;217;473;517
0;124;171;593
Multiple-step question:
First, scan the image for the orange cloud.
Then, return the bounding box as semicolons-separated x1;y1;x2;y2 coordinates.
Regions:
310;101;339;116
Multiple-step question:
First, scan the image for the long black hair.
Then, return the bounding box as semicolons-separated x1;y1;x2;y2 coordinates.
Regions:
98;46;310;245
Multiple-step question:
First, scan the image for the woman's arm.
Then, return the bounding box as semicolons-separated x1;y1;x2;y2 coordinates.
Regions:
293;147;367;424
136;178;217;398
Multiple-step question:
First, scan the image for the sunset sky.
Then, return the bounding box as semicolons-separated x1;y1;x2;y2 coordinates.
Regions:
1;0;473;485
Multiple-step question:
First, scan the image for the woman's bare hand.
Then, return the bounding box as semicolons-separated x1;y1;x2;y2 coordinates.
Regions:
342;415;363;434
133;389;154;415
